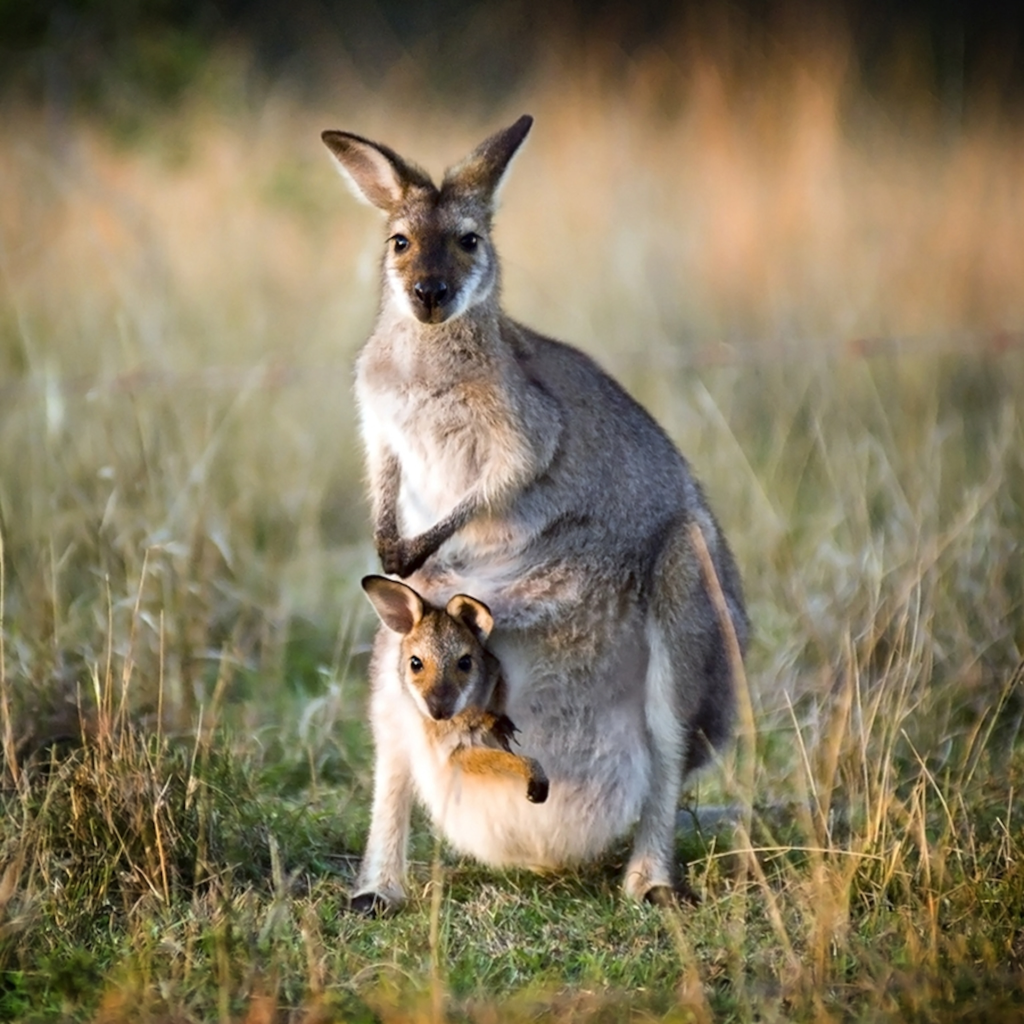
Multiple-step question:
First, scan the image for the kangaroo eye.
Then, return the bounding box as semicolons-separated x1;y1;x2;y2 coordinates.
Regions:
390;234;410;253
409;655;423;673
457;655;473;672
458;233;479;252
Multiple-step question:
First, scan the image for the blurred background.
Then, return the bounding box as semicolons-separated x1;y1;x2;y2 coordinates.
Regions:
4;10;1024;1018
1;0;1022;767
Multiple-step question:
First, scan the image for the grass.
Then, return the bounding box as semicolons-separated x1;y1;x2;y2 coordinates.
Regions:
2;18;1024;1022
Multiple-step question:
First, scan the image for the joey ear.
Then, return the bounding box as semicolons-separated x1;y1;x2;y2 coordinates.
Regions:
322;130;433;212
361;575;425;635
443;114;533;203
445;594;494;644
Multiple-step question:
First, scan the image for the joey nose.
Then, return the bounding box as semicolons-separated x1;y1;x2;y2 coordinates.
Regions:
425;692;453;720
413;279;448;312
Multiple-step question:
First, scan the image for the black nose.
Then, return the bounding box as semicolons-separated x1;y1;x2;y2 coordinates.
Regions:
424;690;454;720
414;279;448;312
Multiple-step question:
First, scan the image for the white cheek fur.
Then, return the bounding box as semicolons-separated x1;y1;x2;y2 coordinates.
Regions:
385;264;418;320
384;255;494;323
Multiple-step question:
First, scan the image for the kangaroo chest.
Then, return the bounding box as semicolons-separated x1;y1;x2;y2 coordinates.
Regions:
358;335;537;533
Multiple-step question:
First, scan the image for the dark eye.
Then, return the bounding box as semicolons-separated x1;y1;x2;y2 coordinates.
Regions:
390;234;410;253
457;654;473;672
409;655;423;673
458;233;479;252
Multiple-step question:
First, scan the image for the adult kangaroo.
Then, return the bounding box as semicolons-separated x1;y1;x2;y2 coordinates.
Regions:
322;115;748;912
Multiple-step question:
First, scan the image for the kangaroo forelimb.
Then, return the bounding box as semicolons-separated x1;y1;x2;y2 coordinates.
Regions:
378;495;479;578
372;450;401;555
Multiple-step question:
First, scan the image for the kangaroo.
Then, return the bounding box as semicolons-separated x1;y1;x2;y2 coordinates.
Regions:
323;115;748;912
362;575;548;795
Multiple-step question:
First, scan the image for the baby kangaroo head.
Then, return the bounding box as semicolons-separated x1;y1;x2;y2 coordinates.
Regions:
322;116;532;325
361;575;495;721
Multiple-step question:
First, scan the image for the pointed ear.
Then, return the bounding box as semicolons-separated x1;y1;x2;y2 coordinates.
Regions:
322;130;434;212
442;114;533;204
445;593;494;644
361;575;425;635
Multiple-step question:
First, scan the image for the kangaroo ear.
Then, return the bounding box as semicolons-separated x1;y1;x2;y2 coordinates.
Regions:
322;130;434;212
361;575;425;635
445;594;494;644
443;114;533;203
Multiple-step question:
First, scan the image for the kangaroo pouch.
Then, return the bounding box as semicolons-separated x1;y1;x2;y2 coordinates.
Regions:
406;612;652;868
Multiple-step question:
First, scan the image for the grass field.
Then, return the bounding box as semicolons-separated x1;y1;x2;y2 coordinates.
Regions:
2;22;1024;1022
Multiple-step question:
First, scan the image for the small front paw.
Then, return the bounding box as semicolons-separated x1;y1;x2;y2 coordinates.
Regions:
491;714;520;751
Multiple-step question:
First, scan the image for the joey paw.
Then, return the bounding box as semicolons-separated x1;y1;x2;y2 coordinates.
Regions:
491;714;520;751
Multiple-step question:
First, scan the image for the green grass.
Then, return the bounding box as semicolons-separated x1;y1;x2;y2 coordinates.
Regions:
3;699;1024;1022
2;27;1024;1022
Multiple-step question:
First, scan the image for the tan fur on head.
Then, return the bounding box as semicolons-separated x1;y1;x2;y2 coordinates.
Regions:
361;575;492;723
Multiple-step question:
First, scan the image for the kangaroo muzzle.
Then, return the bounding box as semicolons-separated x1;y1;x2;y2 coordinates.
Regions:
413;278;449;320
424;688;457;720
